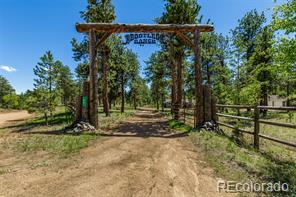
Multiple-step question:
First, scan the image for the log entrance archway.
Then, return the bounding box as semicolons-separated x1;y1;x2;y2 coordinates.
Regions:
76;23;214;129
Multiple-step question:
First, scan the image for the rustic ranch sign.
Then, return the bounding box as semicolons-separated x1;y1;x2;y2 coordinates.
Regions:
75;23;214;129
122;33;166;46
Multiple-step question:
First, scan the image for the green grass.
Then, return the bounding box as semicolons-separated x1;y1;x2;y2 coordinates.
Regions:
1;106;135;158
168;119;193;132
14;134;98;158
165;109;296;196
0;168;9;175
187;130;296;196
99;108;135;129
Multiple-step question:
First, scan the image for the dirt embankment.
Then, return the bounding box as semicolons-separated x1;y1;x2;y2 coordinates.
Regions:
0;110;233;197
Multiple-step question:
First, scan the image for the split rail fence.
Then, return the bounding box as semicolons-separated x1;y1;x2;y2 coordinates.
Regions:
180;105;296;150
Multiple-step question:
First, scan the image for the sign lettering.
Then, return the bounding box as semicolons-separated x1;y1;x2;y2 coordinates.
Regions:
122;33;166;46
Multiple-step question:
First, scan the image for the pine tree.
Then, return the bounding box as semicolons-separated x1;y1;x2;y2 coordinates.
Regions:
231;10;266;89
0;75;15;108
249;26;275;115
55;61;77;108
157;0;200;120
145;51;169;111
75;0;116;117
272;0;296;105
33;51;59;124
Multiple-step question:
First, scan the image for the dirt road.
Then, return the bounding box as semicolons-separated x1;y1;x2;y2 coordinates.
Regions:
0;110;31;127
0;110;232;197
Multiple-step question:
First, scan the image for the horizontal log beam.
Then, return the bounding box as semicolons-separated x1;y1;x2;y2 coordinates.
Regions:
217;121;254;135
259;134;296;148
216;104;254;109
76;23;214;33
217;113;254;121
259;119;296;129
258;106;296;111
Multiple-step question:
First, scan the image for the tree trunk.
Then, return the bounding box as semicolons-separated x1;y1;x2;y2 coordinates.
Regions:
156;92;159;111
206;62;211;84
133;93;137;110
121;74;125;114
102;49;110;117
183;91;186;109
109;98;112;110
170;60;177;119
44;113;48;126
176;51;183;120
161;93;164;112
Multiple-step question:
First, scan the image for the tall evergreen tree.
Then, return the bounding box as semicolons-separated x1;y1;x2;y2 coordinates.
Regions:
231;10;266;89
230;10;266;105
33;51;59;124
272;0;296;105
0;75;15;108
248;26;275;113
145;51;168;111
72;0;116;117
157;0;200;120
55;61;77;108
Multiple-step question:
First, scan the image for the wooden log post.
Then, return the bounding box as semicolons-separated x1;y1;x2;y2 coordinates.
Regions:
75;96;82;121
89;30;99;129
81;81;90;121
203;85;212;122
254;105;260;149
194;27;204;127
211;96;218;122
102;48;110;117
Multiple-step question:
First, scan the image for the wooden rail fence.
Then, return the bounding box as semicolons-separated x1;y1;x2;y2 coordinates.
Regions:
216;104;296;149
167;104;296;150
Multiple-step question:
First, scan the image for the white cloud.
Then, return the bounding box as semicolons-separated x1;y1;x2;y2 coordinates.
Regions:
0;65;17;72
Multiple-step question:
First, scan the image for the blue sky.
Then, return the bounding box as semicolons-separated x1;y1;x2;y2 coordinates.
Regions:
0;0;284;93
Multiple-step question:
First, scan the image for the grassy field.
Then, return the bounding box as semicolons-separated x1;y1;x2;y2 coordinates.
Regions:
167;110;296;197
0;106;135;158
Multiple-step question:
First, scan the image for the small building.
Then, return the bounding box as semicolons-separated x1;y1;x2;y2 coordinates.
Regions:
268;95;287;107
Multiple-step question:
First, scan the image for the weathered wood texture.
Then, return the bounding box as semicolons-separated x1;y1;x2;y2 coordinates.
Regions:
216;104;253;109
217;104;296;149
203;85;212;122
82;81;90;121
102;49;110;117
76;23;214;33
95;32;112;49
194;28;204;126
176;33;194;49
89;30;99;129
217;113;254;121
76;23;215;129
75;96;82;121
254;106;260;149
211;96;218;121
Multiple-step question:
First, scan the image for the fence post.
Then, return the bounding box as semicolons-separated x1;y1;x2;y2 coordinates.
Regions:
254;105;260;149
